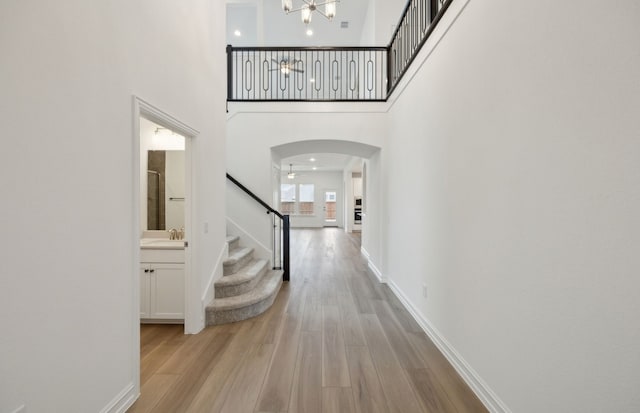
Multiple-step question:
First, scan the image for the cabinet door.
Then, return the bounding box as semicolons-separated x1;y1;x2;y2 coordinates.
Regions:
140;266;151;318
151;263;184;319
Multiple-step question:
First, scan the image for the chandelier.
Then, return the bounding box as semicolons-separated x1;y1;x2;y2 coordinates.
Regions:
281;0;339;25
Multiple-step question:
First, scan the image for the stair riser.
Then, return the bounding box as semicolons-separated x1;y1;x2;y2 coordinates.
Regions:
215;266;268;299
228;238;240;252
206;279;281;325
223;252;253;276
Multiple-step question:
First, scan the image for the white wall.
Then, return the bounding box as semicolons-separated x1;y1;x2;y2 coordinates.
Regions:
0;1;226;412
361;151;384;280
226;106;387;266
342;158;363;233
359;0;407;45
359;0;376;45
384;0;640;412
282;171;344;228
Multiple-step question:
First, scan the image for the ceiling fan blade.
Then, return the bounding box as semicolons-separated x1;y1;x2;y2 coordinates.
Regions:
271;58;281;64
291;68;304;73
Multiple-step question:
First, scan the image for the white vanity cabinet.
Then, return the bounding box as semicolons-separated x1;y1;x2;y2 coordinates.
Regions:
140;243;185;322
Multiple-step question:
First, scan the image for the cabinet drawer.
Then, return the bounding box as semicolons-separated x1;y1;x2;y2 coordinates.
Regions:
141;248;184;263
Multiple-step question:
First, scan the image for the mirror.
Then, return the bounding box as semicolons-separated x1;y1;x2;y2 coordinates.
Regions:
140;116;185;234
147;150;185;230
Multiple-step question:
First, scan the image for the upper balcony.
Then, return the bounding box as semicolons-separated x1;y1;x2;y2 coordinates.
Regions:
227;0;452;102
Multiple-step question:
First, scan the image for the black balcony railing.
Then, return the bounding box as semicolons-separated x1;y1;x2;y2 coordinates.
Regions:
227;46;388;102
388;0;452;96
227;0;452;102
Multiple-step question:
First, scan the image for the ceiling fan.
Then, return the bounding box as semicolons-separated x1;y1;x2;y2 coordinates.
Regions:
271;58;304;77
287;163;296;179
286;163;314;179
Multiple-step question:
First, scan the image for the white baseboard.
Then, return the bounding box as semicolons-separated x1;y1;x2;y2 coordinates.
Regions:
387;280;511;413
226;216;272;263
368;261;386;283
100;382;137;413
360;247;386;283
201;241;228;316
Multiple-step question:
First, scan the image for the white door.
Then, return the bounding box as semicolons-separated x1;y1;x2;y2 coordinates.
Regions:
323;190;338;226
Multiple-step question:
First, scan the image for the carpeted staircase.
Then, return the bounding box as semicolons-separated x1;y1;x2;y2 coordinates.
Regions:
205;235;283;325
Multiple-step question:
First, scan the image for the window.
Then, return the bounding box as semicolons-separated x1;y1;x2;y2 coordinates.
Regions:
280;183;315;215
298;184;315;215
280;183;295;214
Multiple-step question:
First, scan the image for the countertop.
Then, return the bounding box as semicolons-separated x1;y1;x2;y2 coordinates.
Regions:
140;238;185;250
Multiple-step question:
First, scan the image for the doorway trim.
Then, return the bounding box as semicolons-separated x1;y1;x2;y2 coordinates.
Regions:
132;96;199;395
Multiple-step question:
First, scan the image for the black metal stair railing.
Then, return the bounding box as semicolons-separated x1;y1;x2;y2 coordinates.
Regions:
226;0;453;102
226;173;290;282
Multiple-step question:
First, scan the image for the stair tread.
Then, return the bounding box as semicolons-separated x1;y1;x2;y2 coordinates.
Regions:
226;235;239;244
216;259;268;287
223;247;253;266
209;270;282;311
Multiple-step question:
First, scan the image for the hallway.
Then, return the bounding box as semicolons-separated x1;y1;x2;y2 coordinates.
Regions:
130;228;487;412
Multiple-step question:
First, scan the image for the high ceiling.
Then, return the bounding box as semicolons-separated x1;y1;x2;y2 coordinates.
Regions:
226;0;371;47
227;1;373;173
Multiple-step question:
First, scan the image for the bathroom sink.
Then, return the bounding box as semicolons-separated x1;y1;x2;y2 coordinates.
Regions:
140;238;185;249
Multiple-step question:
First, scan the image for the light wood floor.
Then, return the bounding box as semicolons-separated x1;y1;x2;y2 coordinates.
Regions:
129;228;487;413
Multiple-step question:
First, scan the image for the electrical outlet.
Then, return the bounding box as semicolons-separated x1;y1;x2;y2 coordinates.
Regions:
422;283;428;299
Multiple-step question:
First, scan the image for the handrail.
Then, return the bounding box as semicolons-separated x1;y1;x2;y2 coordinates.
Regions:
226;173;284;219
226;173;290;281
230;46;388;52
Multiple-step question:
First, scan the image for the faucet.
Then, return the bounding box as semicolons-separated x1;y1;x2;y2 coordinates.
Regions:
168;228;178;240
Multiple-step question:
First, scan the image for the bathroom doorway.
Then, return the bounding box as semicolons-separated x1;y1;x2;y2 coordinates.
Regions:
133;98;198;325
139;118;187;324
133;96;198;399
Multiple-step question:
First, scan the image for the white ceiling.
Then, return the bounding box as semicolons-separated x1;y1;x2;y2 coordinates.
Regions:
273;140;376;173
227;0;371;47
282;153;361;173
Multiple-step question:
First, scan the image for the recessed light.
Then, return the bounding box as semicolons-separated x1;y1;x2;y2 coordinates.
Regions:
312;166;317;170
309;157;316;162
234;29;242;37
310;78;315;83
306;29;313;36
